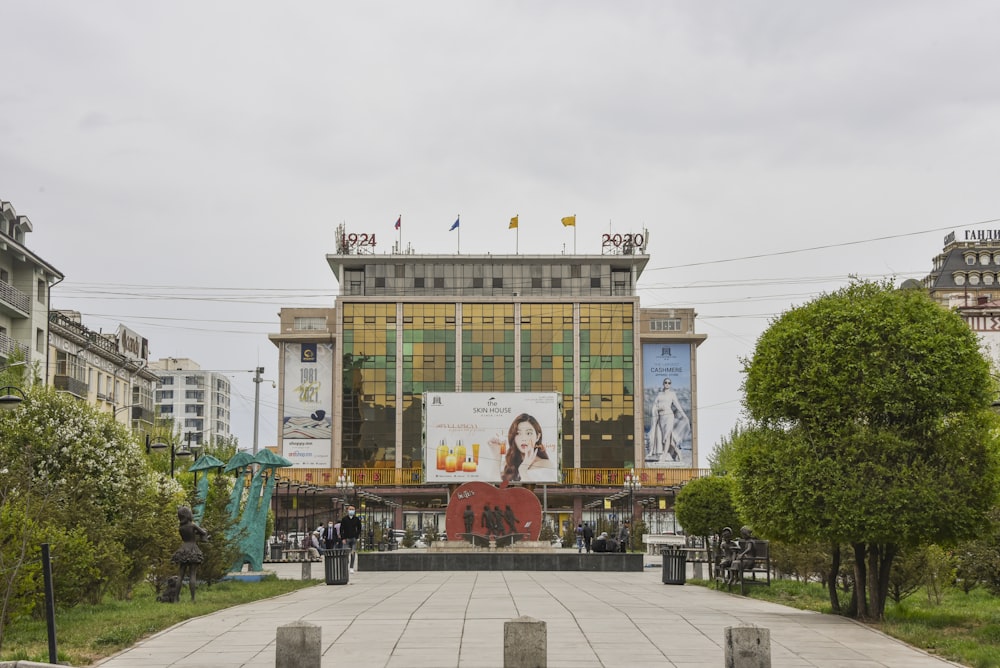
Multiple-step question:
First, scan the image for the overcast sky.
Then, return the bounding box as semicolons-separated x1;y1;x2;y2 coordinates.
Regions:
3;2;999;462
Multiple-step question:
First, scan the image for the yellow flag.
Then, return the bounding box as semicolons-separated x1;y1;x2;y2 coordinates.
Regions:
509;215;518;229
561;215;576;227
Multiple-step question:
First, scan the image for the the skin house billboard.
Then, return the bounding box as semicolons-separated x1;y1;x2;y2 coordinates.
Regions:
424;392;561;484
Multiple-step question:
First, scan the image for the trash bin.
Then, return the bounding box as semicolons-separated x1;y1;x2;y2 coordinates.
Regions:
323;548;351;585
661;546;687;585
269;543;283;561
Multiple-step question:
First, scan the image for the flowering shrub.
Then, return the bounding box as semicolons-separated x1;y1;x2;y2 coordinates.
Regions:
0;386;180;639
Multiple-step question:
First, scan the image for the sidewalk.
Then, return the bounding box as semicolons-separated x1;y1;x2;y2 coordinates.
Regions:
94;557;963;668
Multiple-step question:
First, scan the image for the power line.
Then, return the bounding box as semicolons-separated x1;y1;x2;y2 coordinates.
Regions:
642;218;1000;272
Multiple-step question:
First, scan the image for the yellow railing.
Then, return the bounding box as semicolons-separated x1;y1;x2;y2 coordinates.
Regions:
565;468;709;487
276;467;710;488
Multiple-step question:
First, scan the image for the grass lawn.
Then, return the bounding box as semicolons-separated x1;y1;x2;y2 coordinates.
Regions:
1;575;318;666
691;578;1000;668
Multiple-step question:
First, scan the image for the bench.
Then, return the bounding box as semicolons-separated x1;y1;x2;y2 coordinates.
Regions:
642;533;685;555
283;549;321;562
720;539;770;594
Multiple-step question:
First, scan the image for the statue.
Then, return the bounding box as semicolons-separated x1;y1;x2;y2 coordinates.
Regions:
463;504;475;534
481;503;495;535
492;506;506;535
716;527;735;583
157;575;181;603
503;504;519;534
171;505;209;601
729;526;758;583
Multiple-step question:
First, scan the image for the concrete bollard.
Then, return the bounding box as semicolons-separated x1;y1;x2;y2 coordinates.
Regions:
276;621;321;668
504;615;546;667
301;560;312;580
724;626;770;668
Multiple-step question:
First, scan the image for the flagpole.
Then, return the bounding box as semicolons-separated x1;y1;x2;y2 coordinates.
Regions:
574;214;577;254
457;215;461;254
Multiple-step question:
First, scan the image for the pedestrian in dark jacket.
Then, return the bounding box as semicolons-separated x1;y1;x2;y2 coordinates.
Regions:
339;505;363;572
582;522;594;553
321;521;340;550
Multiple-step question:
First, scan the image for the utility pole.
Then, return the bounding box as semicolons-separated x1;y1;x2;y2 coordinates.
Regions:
253;366;264;454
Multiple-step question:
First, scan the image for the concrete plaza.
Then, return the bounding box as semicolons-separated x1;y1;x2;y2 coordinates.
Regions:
94;558;963;668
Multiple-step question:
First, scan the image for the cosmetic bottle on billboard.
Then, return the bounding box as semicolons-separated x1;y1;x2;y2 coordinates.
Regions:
445;448;457;473
436;440;448;470
462;456;477;473
455;440;466;466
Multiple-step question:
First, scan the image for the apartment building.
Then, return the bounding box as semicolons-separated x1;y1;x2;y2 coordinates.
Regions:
0;199;63;372
150;357;232;446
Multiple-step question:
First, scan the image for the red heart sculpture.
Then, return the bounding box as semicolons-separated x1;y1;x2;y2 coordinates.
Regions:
445;481;542;542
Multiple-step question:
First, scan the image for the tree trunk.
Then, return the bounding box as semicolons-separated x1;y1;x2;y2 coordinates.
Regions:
869;542;897;621
851;542;869;619
827;542;841;613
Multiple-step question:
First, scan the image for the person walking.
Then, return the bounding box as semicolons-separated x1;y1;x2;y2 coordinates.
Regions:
575;523;584;553
617;521;630;553
339;505;363;573
582;521;594;553
321;520;340;550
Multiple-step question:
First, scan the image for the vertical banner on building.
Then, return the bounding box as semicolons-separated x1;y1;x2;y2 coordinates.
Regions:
281;342;333;467
642;343;693;468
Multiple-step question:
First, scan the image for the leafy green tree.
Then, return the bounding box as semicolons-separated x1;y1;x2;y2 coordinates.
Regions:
674;476;741;539
0;386;167;639
628;519;648;553
707;425;743;475
0;496;44;641
768;540;831;584
197;472;244;585
886;546;928;604
734;280;1000;620
675;476;741;579
954;506;1000;595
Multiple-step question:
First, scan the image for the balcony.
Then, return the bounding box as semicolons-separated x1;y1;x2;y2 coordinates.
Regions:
53;374;89;399
0;330;30;360
130;406;156;424
49;311;119;357
0;280;29;316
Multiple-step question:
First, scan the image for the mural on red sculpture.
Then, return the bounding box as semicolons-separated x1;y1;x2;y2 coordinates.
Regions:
444;481;541;542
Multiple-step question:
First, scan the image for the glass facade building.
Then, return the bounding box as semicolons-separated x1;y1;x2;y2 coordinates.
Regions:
269;252;707;531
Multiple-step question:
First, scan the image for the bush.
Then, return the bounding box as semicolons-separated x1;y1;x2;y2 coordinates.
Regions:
197;473;244;585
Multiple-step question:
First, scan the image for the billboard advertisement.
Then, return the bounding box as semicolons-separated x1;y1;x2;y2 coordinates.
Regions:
424;392;561;484
642;343;694;468
281;342;333;468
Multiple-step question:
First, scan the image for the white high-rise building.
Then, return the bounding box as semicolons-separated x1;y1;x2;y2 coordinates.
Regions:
150;357;232;446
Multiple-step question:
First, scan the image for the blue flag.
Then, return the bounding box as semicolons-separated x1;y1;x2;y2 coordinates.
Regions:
449;216;460;231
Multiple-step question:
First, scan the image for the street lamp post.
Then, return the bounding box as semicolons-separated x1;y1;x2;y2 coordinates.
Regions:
147;434;193;479
285;481;299;549
336;472;354;506
294;484;305;541
623;468;642;526
305;487;318;533
0;385;26;411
